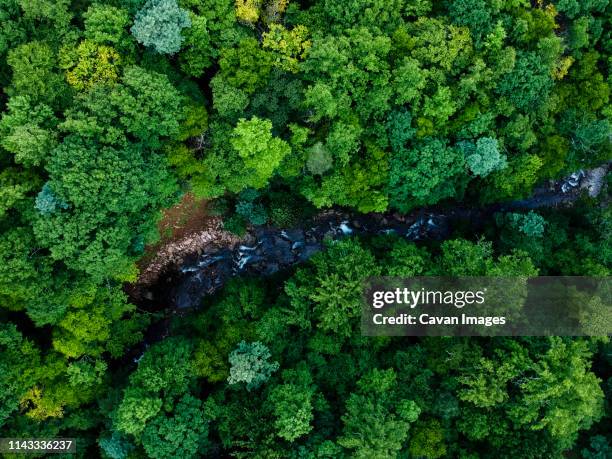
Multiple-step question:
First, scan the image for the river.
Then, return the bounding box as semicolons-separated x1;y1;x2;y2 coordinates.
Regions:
128;164;608;313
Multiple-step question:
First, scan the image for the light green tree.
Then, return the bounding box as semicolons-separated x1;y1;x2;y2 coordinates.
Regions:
227;341;279;391
228;117;291;191
461;137;508;177
268;382;314;441
131;0;191;54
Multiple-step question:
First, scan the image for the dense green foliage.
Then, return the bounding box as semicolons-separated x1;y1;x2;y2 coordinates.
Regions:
0;0;610;457
131;0;191;55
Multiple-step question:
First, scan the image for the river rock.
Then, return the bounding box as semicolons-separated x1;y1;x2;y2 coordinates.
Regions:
163;165;607;310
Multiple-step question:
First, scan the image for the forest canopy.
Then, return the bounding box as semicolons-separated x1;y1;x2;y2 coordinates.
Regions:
0;0;610;458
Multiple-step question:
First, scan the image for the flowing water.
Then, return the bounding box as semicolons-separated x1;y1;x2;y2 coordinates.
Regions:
134;164;608;311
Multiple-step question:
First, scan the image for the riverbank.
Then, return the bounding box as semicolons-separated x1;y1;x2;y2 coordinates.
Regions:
128;164;608;312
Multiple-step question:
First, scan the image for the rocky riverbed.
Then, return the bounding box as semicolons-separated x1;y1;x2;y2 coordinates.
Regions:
171;211;451;309
131;164;609;311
